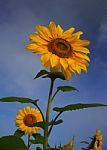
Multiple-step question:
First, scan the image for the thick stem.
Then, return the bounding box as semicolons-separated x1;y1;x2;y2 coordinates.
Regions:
43;79;54;150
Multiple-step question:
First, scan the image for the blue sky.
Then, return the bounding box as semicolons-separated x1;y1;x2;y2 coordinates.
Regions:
0;0;107;149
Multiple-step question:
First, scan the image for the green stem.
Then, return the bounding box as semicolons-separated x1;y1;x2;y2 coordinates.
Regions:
32;101;45;122
43;79;55;150
51;89;59;101
48;112;62;136
28;134;30;149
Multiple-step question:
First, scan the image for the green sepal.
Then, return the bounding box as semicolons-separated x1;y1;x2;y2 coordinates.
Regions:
0;97;37;103
42;72;66;80
32;121;46;129
34;70;49;79
53;103;107;112
57;86;78;92
49;119;63;126
32;133;44;144
14;129;25;138
0;135;28;150
34;70;66;80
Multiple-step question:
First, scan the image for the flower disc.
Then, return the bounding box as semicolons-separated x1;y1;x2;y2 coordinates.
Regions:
16;106;43;135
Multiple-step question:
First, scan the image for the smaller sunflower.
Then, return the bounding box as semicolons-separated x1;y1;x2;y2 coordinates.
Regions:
93;129;103;150
16;106;43;135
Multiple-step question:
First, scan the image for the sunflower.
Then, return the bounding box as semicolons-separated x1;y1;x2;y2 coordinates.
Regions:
16;106;43;135
59;138;74;150
93;129;103;150
25;21;90;80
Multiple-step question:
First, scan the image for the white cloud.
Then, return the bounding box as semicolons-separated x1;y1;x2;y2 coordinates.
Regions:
98;20;107;42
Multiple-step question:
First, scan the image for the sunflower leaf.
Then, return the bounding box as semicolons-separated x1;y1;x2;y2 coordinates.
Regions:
57;86;78;92
14;129;25;138
49;119;63;126
53;103;107;112
34;70;49;79
36;147;42;150
0;135;28;150
32;133;44;144
80;141;89;144
0;97;36;103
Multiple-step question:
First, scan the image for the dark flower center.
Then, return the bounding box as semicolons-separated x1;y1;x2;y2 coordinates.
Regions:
97;140;100;147
48;38;73;58
24;114;36;127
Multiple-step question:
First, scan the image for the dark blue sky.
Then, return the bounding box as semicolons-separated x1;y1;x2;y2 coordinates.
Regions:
0;0;107;149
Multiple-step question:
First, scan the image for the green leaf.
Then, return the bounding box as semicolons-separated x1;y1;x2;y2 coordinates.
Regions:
49;119;63;126
57;86;78;92
88;136;96;149
46;148;58;150
0;135;28;150
43;72;66;80
36;147;42;150
32;121;46;129
14;129;25;138
53;103;107;112
34;70;49;79
0;97;35;103
32;133;44;144
80;141;89;144
81;148;88;150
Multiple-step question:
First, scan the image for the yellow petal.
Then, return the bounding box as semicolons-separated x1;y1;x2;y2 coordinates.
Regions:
64;27;75;35
57;25;63;37
73;40;90;46
16;115;23;120
62;27;75;38
49;21;58;38
61;67;72;80
33;46;48;54
50;54;59;68
71;31;83;39
41;53;51;68
60;58;68;70
78;63;88;72
72;46;90;54
50;65;60;72
69;137;74;148
73;57;89;67
25;43;39;51
25;106;31;114
75;53;90;61
18;110;25;117
23;107;29;115
30;34;48;45
36;25;52;41
75;65;81;74
67;58;76;71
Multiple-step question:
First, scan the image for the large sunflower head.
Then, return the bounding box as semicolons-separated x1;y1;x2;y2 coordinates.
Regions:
16;106;43;135
93;129;103;150
25;21;90;80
